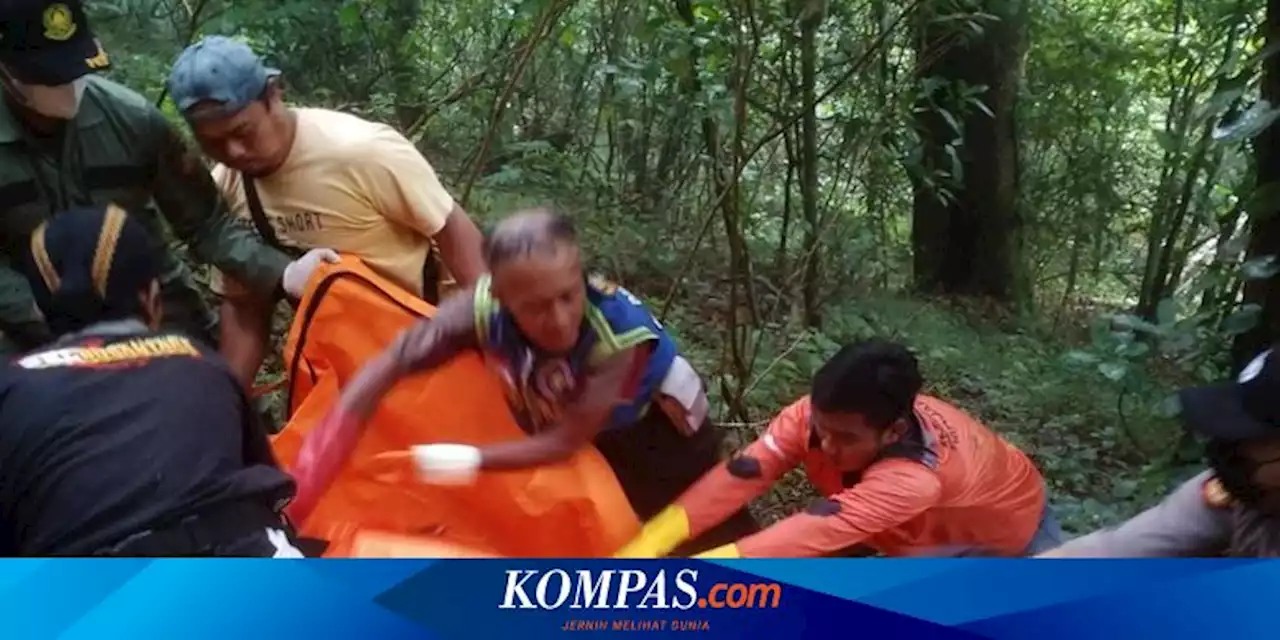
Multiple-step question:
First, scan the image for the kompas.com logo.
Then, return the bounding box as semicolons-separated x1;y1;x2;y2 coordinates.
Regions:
498;568;782;610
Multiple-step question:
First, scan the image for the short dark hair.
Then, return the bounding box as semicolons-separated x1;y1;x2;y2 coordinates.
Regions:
483;207;579;271
811;339;923;428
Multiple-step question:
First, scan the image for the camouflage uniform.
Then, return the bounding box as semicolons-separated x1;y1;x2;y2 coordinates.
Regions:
0;0;290;353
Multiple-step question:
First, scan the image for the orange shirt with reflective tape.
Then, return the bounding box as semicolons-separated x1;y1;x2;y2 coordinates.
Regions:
677;394;1046;557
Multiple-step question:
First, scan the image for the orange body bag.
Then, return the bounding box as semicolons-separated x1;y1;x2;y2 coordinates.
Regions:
269;258;640;557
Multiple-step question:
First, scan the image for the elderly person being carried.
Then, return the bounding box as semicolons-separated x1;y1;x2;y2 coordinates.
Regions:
290;208;759;555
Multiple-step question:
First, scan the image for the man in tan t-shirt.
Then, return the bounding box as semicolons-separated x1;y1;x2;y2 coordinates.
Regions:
166;36;486;387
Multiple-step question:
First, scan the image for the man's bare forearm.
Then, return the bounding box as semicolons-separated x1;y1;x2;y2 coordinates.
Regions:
219;297;271;389
473;347;640;470
434;206;486;288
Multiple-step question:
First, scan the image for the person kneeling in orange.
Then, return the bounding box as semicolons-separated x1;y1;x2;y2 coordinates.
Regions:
614;339;1063;558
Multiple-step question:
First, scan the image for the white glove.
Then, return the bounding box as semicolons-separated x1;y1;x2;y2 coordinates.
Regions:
281;248;340;299
410;443;482;486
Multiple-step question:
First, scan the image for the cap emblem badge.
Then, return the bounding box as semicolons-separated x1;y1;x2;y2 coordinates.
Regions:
43;3;77;42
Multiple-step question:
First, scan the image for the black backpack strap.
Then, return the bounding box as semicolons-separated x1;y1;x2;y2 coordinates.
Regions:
421;248;441;305
244;173;440;304
242;177;301;258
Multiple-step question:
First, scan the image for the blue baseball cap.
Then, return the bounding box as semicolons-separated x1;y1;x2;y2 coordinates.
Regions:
167;35;279;118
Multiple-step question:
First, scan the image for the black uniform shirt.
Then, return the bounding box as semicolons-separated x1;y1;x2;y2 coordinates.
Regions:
0;320;293;555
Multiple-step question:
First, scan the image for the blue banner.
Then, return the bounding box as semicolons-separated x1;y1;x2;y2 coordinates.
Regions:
1;559;1274;638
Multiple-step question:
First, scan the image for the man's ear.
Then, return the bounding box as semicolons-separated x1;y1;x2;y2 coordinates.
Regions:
264;78;285;106
882;419;909;446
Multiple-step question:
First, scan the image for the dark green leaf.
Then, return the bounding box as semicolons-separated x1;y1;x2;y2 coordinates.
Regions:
692;2;720;22
1223;304;1262;335
1156;298;1176;326
558;27;576;47
1117;341;1150;358
1111;313;1161;335
1111;479;1137;499
1246;182;1280;219
1195;88;1245;122
945;144;963;183
1063;350;1099;365
938;108;961;135
966;96;994;118
1154;129;1178;153
1242;256;1280;280
1098;362;1127;381
1158;393;1182;418
338;2;360;30
1243;41;1280;70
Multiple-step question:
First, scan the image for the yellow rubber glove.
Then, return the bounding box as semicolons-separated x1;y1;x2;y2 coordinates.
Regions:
613;504;691;558
694;543;741;559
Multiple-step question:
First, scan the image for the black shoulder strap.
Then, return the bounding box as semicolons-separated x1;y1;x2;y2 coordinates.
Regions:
421;250;441;305
242;176;292;254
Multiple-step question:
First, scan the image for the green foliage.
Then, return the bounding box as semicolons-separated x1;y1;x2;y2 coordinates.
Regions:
78;0;1280;538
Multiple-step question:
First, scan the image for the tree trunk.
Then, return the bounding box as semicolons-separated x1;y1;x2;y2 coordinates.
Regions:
388;0;426;130
911;0;1029;301
1234;0;1280;371
798;0;823;327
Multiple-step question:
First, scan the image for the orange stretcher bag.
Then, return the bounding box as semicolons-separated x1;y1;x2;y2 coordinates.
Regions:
269;257;640;557
334;528;499;558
